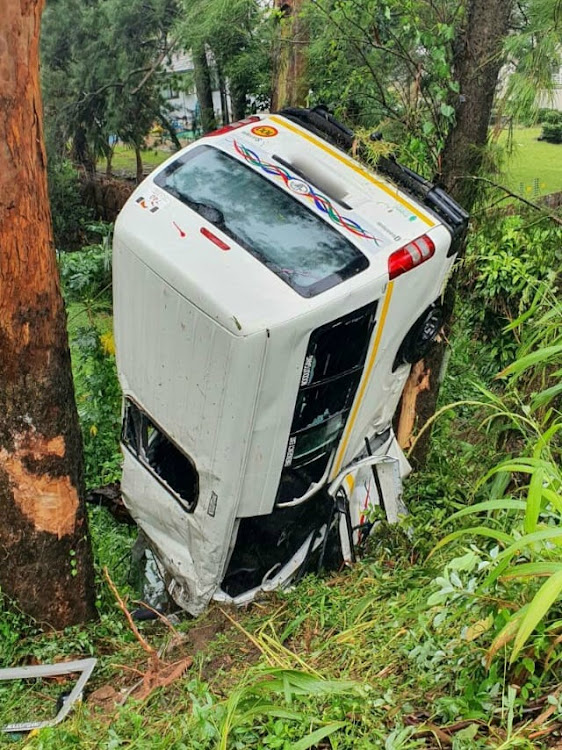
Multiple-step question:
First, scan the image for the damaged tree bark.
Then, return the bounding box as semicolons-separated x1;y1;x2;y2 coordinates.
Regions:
0;0;96;627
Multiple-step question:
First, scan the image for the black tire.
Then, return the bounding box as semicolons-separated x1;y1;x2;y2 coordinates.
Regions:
394;303;444;369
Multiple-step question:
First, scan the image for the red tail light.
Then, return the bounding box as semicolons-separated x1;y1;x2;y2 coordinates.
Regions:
200;227;230;251
205;116;260;137
388;235;435;280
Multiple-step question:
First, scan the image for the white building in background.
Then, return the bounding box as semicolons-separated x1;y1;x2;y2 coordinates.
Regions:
539;63;562;110
163;51;227;130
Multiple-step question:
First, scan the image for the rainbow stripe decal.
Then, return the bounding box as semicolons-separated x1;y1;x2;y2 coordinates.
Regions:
233;140;384;246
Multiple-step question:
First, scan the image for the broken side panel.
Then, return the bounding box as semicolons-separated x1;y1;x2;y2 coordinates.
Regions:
217;430;410;604
221;492;335;597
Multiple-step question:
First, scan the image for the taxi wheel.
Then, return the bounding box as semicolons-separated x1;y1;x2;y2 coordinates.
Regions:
394;303;444;369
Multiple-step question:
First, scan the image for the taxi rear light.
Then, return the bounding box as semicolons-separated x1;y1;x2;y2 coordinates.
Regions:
200;227;230;250
388;235;435;280
205;116;260;137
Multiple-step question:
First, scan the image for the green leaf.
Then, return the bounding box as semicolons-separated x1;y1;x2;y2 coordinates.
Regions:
531;382;562;410
501;562;562;579
237;705;302;723
478;458;553;488
428;526;513;558
448;499;527;523
497;528;562;562
261;670;360;697
486;606;529;667
440;103;455;118
480;555;513;590
291;721;346;750
511;570;562;661
542;488;562;513
525;468;544;534
498;345;562;379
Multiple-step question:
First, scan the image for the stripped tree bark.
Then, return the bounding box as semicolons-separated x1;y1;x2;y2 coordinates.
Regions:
0;0;96;627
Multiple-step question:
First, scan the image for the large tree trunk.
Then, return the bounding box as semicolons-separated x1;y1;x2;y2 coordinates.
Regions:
0;0;96;628
397;0;514;464
439;0;515;206
271;0;309;110
193;44;216;134
230;80;247;121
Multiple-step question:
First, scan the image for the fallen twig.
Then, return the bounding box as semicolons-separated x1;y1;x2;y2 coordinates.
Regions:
103;567;155;655
102;567;193;703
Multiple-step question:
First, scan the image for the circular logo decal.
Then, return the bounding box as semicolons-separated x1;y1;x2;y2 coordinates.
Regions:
251;125;278;138
288;178;310;195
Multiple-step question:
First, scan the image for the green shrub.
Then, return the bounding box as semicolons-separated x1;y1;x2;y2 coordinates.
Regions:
71;324;122;488
461;213;561;366
536;107;552;123
59;224;121;488
58;223;113;302
431;287;562;665
48;158;94;250
540;110;562;143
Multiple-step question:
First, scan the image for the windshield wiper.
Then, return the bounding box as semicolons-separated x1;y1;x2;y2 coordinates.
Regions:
166;187;225;227
196;202;225;226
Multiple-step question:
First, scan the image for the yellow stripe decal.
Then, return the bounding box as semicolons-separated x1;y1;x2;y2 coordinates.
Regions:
331;281;395;478
345;474;356;495
269;115;434;227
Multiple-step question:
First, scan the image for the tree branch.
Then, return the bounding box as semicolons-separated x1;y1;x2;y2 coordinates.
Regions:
131;37;178;95
460;175;562;225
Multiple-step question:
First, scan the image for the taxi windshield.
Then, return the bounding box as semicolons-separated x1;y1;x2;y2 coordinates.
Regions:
154;144;369;297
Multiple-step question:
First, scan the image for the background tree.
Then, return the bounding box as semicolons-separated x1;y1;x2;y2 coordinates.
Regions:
0;0;96;628
181;0;271;127
501;0;562;121
42;0;114;174
105;0;179;181
192;44;217;133
41;0;178;181
439;0;516;207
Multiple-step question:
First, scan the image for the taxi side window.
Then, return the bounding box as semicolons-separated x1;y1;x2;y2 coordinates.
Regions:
122;399;199;512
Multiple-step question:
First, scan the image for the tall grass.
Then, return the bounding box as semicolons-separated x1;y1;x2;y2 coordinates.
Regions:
432;284;562;663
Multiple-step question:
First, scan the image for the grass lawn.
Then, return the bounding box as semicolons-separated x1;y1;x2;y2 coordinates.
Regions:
497;126;562;197
97;142;190;176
